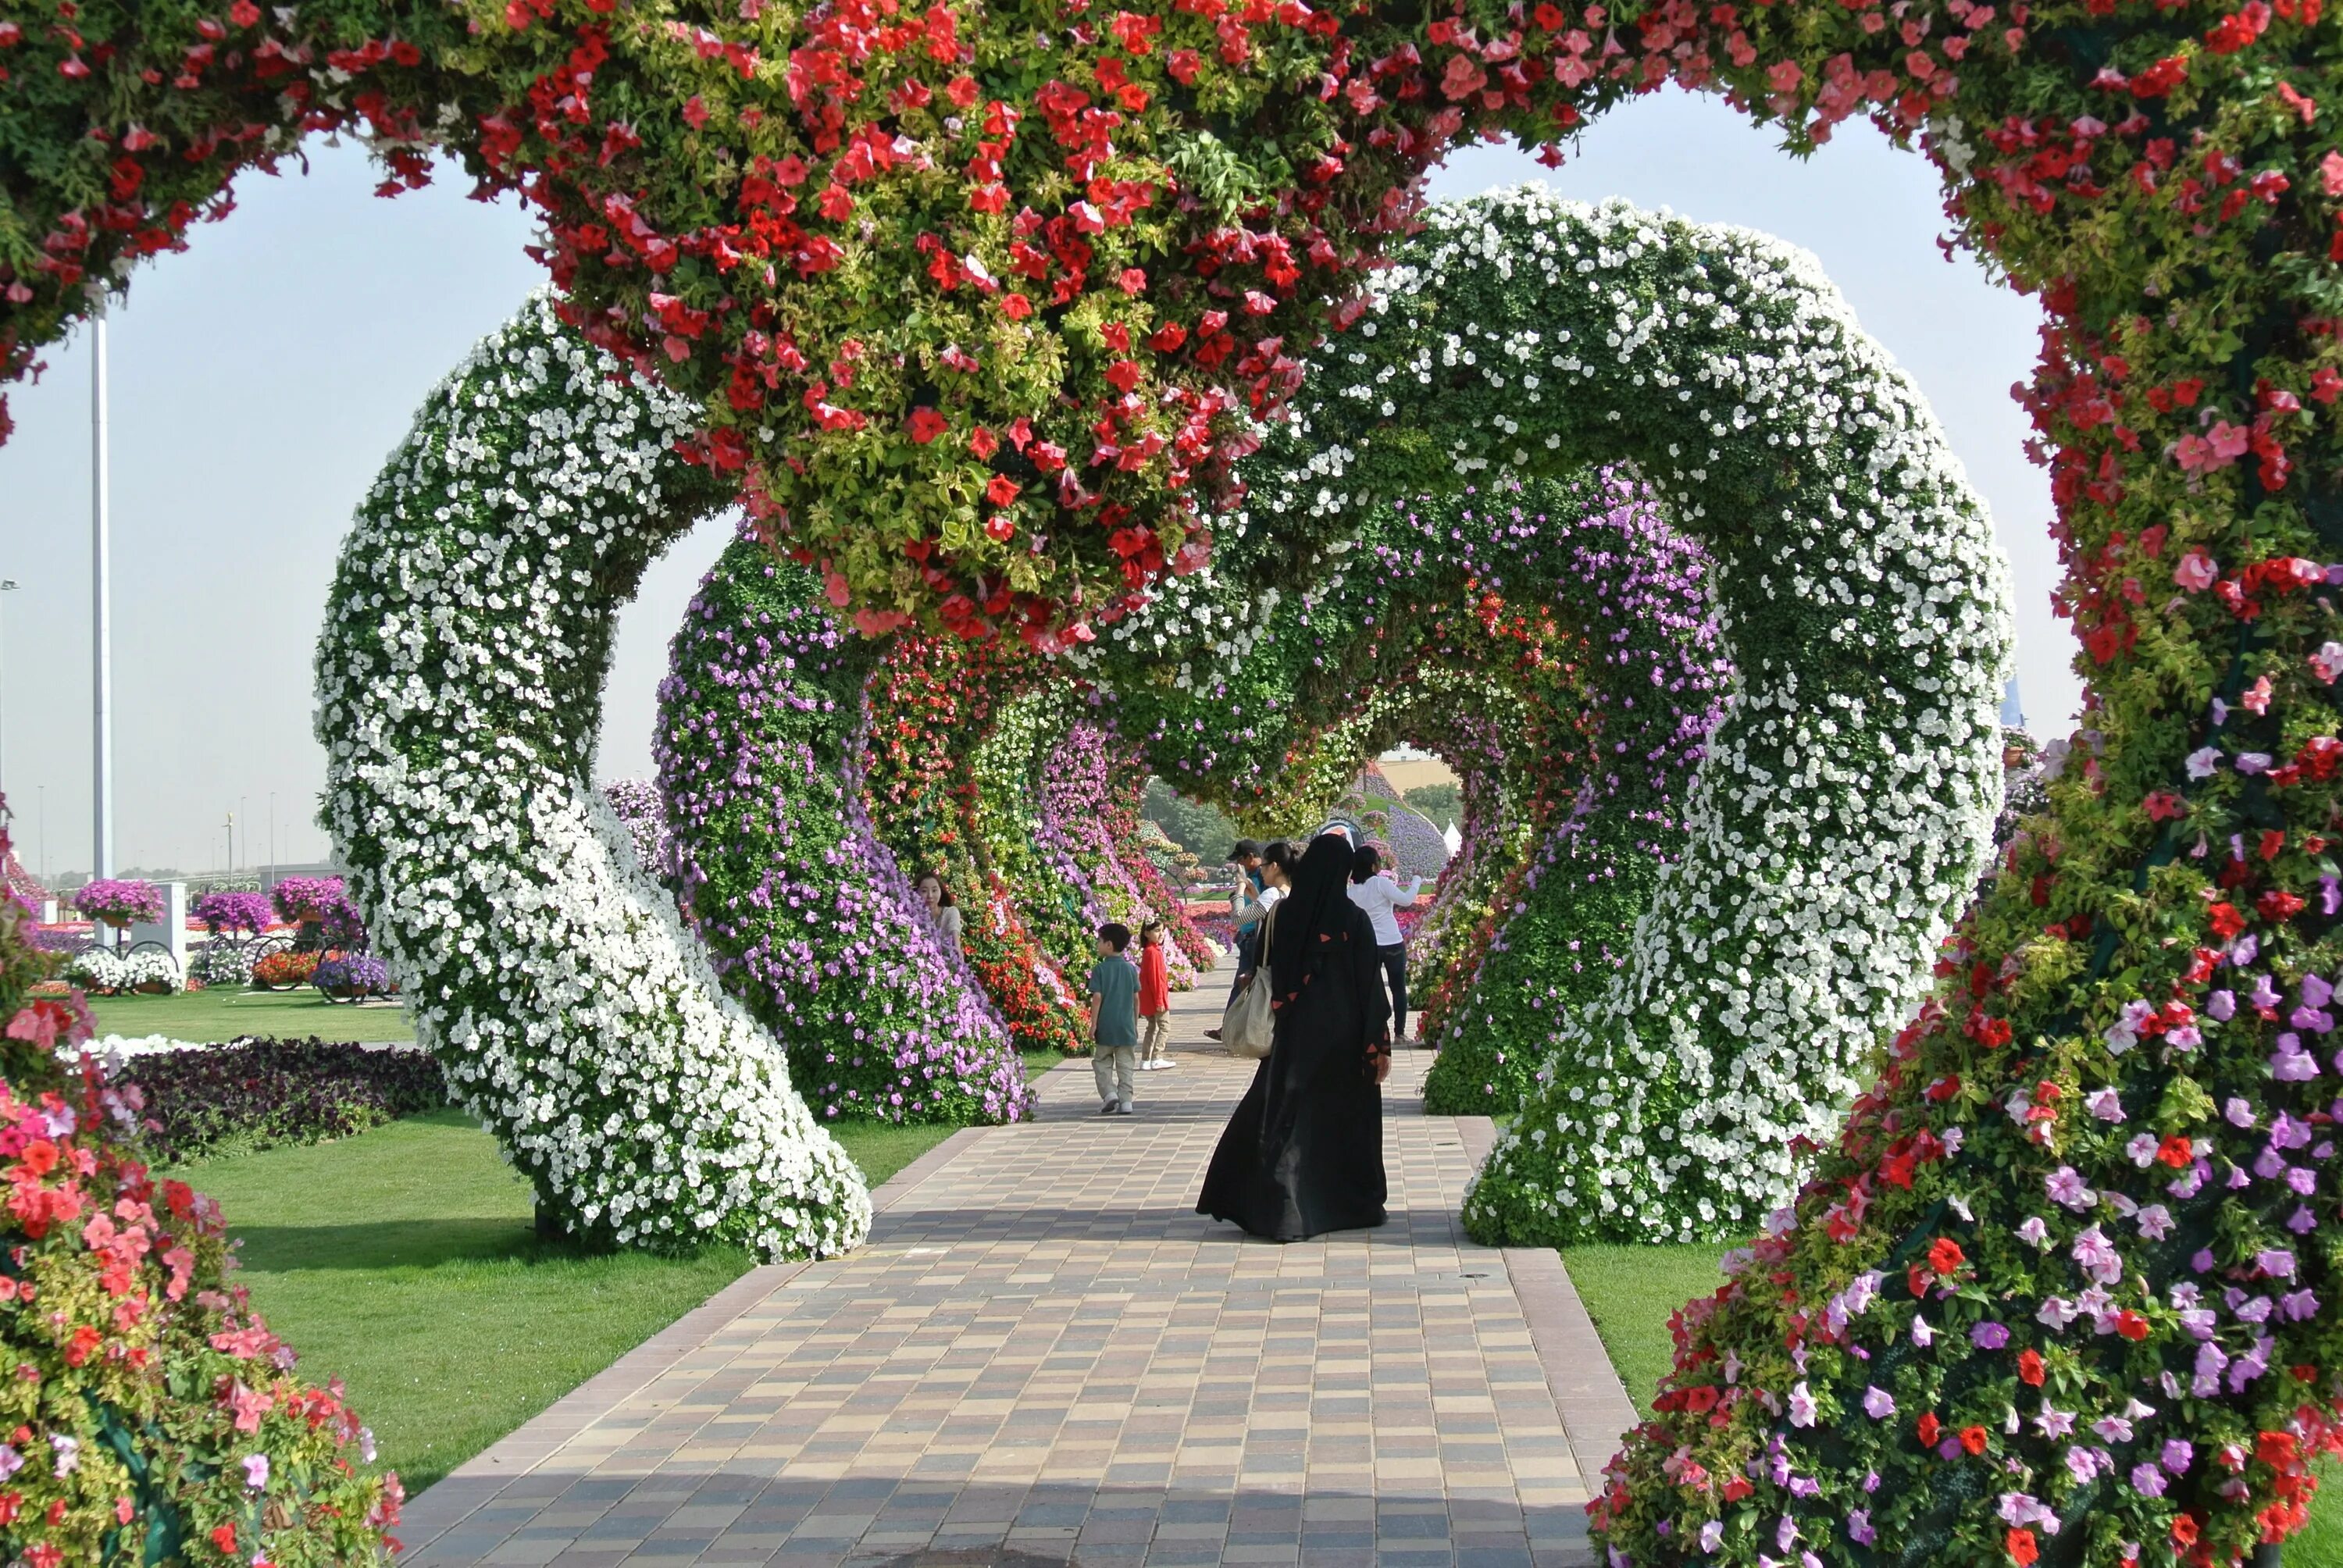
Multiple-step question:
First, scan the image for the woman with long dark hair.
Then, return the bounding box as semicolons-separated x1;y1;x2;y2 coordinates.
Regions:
1196;832;1393;1240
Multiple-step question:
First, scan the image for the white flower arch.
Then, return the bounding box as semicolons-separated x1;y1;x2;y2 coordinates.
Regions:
316;295;870;1259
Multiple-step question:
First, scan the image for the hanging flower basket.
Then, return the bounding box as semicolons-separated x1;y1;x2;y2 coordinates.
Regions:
73;878;164;928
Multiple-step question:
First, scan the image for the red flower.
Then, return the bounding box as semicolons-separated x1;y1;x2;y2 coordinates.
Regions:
984;475;1020;506
906;408;949;444
1960;1424;1989;1456
2008;1527;2038;1565
2017;1349;2045;1386
1000;294;1033;321
2113;1310;2151;1342
1928;1236;1965;1277
212;1524;238;1555
1917;1412;1942;1447
2156;1135;2195;1168
2257;888;2306;923
2207;901;2247;939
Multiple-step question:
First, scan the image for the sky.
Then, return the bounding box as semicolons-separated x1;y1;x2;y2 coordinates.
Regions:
0;91;2076;883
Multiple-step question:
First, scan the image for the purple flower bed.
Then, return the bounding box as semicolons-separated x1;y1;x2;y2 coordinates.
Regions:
658;538;1033;1127
313;953;393;996
105;1038;448;1161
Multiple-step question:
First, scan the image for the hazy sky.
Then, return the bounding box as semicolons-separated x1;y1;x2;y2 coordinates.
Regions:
0;91;2074;882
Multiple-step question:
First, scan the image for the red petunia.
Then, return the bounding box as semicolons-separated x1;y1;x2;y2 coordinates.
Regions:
1960;1424;1989;1456
906;408;949;444
2017;1349;2045;1386
1917;1412;1941;1447
1928;1236;1965;1277
2008;1527;2038;1565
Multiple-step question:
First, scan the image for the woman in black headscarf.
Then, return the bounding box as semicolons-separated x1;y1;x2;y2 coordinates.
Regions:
1197;832;1394;1240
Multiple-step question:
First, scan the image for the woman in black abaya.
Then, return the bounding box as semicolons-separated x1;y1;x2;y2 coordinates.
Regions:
1197;832;1394;1240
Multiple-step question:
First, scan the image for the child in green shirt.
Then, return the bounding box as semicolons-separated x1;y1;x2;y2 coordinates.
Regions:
1086;922;1141;1115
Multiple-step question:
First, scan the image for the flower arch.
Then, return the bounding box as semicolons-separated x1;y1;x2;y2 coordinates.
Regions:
1104;191;2011;1235
656;536;1036;1125
316;295;871;1258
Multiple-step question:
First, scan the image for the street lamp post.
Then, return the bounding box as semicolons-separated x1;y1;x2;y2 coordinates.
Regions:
91;311;114;886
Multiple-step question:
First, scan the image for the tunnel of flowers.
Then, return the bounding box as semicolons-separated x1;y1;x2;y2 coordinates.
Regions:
2;0;2338;1559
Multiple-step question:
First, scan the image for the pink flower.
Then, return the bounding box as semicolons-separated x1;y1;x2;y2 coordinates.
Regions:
2310;641;2343;683
2241;675;2273;714
2172;549;2217;591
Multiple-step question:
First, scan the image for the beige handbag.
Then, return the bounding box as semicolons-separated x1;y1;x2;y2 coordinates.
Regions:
1221;906;1275;1060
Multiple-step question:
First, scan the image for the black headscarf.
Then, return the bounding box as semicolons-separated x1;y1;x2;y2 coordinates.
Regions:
1268;832;1363;1002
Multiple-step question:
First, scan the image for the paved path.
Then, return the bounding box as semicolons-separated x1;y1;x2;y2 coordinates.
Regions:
400;971;1638;1567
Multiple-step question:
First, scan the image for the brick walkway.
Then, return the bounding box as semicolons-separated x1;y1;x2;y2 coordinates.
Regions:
399;971;1639;1567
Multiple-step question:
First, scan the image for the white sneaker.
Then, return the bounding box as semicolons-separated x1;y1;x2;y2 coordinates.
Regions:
1157;1059;1178;1069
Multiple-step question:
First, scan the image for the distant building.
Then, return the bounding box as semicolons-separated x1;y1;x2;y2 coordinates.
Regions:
2001;675;2027;730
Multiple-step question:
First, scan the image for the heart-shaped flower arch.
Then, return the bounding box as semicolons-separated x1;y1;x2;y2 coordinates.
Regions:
1107;190;2013;1241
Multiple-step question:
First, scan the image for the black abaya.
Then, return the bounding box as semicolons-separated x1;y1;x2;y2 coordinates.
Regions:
1197;838;1392;1241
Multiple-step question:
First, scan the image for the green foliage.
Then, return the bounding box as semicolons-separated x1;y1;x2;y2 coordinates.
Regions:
1402;783;1460;822
1142;779;1243;864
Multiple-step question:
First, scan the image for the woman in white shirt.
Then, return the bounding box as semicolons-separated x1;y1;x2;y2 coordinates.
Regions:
1207;839;1296;1042
1346;843;1425;1043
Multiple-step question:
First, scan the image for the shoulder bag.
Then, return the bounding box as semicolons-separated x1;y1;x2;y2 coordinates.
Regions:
1221;906;1275;1060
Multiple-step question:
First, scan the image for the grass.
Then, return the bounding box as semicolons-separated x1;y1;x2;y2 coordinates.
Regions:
88;987;416;1043
170;1103;977;1492
1557;1242;2343;1565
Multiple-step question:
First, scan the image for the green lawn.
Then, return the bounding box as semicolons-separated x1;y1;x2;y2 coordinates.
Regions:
1560;1242;2343;1564
90;987;416;1043
171;1106;966;1492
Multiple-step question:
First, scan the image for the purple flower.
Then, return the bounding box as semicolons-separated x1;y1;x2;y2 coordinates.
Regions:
2130;1463;2167;1499
2046;1167;2095;1210
2071;1226;2123;1285
1862;1385;1895;1420
1970;1321;2010;1350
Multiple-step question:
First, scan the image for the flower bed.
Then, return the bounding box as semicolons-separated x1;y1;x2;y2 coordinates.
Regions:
249;950;319;991
312;953;394;1000
187;940;255;989
66;946;184;996
0;802;401;1562
659;537;1032;1127
316;298;869;1260
75;1036;448;1162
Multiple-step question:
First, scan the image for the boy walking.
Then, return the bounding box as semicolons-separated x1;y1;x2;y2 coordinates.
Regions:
1087;922;1141;1115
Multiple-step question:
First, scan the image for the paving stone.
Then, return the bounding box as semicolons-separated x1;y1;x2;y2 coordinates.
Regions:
398;982;1629;1566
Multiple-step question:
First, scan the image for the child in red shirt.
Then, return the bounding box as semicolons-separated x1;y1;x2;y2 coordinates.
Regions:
1136;920;1174;1070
